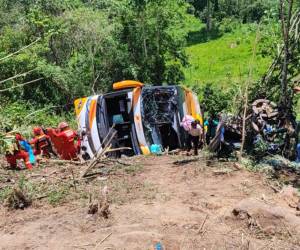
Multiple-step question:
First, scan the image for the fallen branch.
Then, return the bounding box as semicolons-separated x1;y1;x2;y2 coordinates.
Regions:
81;146;133;178
0;38;41;63
104;147;131;154
81;129;118;178
94;232;112;249
0;78;43;92
213;169;234;175
41;159;85;166
81;145;112;178
0;69;35;84
173;156;206;166
233;162;243;170
34;195;48;200
101;158;132;166
268;182;281;193
197;214;209;234
24;105;62;119
69;166;77;191
100;125;116;151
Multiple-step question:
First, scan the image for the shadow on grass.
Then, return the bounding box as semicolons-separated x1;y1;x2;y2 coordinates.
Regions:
187;26;223;46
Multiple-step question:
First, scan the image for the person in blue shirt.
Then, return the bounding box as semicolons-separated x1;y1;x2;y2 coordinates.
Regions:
6;133;36;170
204;115;219;145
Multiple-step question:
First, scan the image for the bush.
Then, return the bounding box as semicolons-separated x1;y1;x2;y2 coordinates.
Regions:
0;102;76;130
200;83;234;116
0;101;76;153
240;2;267;23
219;18;240;34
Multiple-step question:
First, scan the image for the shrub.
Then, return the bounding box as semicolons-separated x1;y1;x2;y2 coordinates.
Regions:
219;18;240;34
200;83;234;116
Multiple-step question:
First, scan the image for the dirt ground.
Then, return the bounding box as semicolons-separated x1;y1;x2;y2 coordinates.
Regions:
1;154;300;250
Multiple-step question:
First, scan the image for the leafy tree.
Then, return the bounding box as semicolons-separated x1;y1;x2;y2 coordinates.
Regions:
200;83;233;115
0;0;193;112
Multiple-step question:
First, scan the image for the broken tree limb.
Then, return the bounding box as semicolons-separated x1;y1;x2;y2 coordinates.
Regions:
0;38;41;63
69;166;77;191
197;214;209;234
173;156;207;166
0;69;35;84
81;146;135;178
24;105;62;119
104;147;131;154
100;125;116;151
240;23;260;160
41;159;85;166
94;232;112;249
80;143;112;178
213;168;234;175
93;130;117;160
86;132;116;168
0;78;43;92
100;157;132;166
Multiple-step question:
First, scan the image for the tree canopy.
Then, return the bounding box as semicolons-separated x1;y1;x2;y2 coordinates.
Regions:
0;0;192;106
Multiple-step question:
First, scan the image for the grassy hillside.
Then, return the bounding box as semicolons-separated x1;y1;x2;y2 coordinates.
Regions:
184;23;272;89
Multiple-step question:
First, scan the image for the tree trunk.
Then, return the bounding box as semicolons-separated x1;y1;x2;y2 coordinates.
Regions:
206;0;212;32
213;0;219;12
280;0;293;109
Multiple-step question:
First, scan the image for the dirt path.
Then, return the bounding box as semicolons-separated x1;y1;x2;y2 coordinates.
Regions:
0;155;299;250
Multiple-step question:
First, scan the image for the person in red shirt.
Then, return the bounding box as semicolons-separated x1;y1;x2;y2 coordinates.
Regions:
30;127;57;158
47;122;80;160
5;133;35;170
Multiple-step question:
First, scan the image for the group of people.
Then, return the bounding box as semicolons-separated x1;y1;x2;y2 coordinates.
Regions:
5;122;80;170
181;114;220;156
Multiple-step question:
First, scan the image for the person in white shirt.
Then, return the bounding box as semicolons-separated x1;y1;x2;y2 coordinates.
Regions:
187;120;203;155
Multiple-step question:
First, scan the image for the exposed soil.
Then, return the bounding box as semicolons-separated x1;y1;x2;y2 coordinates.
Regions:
1;154;300;250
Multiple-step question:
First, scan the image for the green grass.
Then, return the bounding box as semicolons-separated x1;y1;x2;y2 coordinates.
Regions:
184;23;272;88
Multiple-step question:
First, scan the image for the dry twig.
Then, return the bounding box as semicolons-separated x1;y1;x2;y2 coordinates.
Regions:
197;214;209;234
94;232;112;249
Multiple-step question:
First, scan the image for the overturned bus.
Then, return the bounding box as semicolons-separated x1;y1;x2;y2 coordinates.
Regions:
74;81;202;159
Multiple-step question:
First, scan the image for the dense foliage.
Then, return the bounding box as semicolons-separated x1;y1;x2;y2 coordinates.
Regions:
190;0;277;23
0;0;298;132
0;0;192;107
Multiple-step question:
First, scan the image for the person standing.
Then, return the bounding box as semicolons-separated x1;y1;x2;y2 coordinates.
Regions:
186;120;203;156
204;115;219;145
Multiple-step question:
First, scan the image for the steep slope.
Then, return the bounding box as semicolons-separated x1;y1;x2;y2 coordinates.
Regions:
184;24;272;88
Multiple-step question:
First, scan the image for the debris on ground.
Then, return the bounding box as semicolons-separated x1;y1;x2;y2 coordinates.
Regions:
279;186;300;209
5;187;31;210
211;99;298;161
250;99;297;159
172;156;208;166
232;198;300;237
88;186;110;218
80;128;132;178
1;155;300;249
99;185;110;218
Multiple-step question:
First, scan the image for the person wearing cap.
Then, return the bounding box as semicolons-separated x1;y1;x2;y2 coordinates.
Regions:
47;122;80;160
30;127;57;158
6;133;36;170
